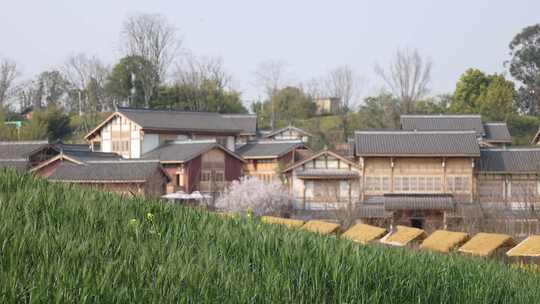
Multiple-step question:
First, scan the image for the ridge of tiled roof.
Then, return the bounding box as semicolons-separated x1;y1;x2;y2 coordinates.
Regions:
354;130;480;156
236;140;304;159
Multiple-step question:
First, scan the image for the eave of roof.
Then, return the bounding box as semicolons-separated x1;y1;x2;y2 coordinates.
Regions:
283;149;359;173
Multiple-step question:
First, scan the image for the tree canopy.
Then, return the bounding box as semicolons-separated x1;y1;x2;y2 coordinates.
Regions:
508;24;540;115
450;69;517;121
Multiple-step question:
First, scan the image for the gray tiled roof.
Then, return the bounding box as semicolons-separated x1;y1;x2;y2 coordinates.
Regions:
476;148;540;173
142;140;217;162
0;160;28;171
222;114;257;135
0;140;49;159
483;123;512;143
51;141;121;162
354;131;480;156
49;160;166;182
295;169;359;179
357;202;392;218
236;140;304;159
263;126;314;138
118;107;243;133
401;115;485;135
383;194;455;211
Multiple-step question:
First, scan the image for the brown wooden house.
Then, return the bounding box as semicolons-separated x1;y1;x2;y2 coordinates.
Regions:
142;139;245;194
236;139;309;182
84;107;256;158
282;150;361;211
45;160;170;198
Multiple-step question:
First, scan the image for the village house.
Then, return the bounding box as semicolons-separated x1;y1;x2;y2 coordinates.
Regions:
353;130;480;230
45;160;170;198
314;97;341;115
282;150;361;211
236;139;309;182
400;114;512;147
259;125;313;143
84;107;257;158
141;139;245;194
0;140;51;171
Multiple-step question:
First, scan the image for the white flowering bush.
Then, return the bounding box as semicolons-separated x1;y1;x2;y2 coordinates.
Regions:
216;176;293;216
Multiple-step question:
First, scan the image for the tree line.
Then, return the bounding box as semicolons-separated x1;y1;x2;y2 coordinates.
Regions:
1;18;540;144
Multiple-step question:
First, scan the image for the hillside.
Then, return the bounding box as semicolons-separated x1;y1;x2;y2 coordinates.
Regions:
0;170;539;303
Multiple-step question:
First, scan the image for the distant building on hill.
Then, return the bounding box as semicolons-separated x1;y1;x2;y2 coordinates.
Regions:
314;97;341;115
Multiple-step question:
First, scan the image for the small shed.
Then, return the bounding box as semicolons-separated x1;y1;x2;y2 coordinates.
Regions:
301;220;340;235
420;230;469;253
342;224;387;244
261;216;305;228
506;235;540;258
380;225;427;247
458;233;516;257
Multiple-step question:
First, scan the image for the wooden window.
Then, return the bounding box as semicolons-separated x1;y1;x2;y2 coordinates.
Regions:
394;177;402;192
381;177;390;192
201;171;211;182
402;177;410;191
447;176;470;193
418;177;426;191
314;180;340;200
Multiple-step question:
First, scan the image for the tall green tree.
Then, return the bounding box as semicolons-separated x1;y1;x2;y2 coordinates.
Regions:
21;105;71;141
450;69;517;120
508;24;540;115
255;86;316;128
106;55;157;108
152;80;247;114
357;93;401;129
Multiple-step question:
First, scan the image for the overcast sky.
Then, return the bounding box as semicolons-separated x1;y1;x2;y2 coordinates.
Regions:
2;0;539;105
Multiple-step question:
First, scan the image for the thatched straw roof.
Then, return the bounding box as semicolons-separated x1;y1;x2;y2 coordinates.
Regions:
342;224;387;244
507;235;540;257
301;220;340;235
261;216;305;228
380;225;427;246
458;233;516;257
420;230;469;253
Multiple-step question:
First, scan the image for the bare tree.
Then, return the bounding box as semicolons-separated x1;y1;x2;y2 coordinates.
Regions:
324;66;363;112
121;13;181;106
0;58;20;107
174;54;232;90
63;54;111;113
253;59;290;130
375;48;432;113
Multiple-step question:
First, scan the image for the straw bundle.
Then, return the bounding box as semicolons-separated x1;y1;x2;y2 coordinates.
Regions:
507;235;540;257
301;220;341;235
459;233;516;257
342;224;387;244
420;230;469;253
261;216;305;228
380;225;427;246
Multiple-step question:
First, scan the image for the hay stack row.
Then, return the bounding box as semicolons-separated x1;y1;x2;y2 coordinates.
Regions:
260;216;540;258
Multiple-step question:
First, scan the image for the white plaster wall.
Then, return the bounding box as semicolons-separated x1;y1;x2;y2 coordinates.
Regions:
227;136;235;151
101;122;112;152
131;127;141;158
142;134;159;154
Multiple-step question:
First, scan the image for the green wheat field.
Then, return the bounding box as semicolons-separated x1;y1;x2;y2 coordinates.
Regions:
0;169;539;303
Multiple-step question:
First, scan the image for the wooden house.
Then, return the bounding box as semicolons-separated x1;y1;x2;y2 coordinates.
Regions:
400;115;512;147
282;150;361;211
46;160;170;198
260;125;313;143
142;139;245;194
84;107;257;158
353;130;480;230
0;140;52;171
237;139;308;182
